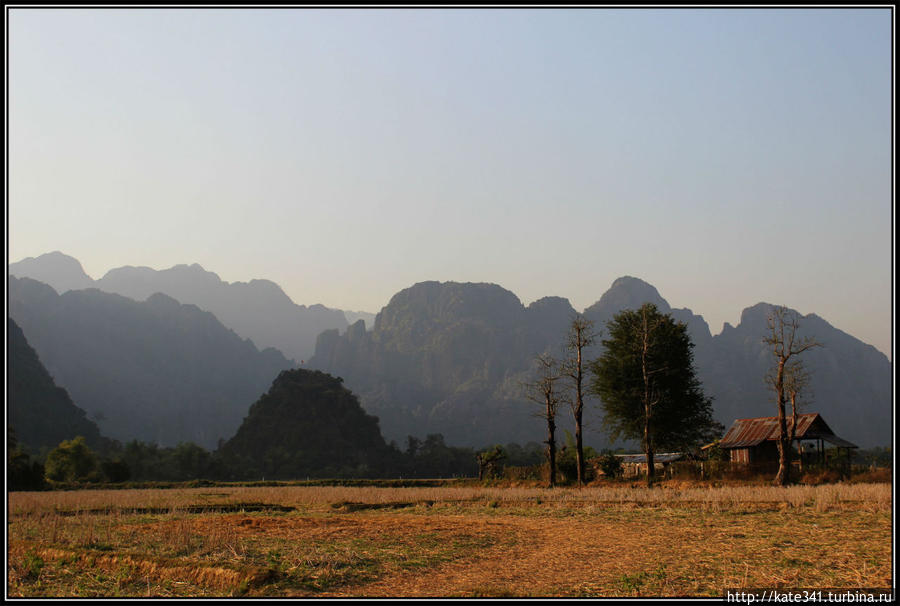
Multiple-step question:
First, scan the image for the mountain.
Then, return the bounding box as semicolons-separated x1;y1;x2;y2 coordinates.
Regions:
8;317;108;454
702;303;892;450
309;281;579;446
343;310;376;330
9;251;94;293
583;276;713;351
309;277;892;449
9;276;294;449
9;252;350;363
217;368;396;479
95;264;348;363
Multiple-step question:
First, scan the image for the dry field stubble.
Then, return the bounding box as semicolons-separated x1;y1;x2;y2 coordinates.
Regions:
7;482;892;598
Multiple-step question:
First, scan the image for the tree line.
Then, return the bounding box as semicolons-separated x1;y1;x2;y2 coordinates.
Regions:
7;429;549;490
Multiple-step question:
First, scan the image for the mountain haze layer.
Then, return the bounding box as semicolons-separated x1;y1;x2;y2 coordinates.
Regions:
9;276;294;449
10;252;352;363
8;317;108;454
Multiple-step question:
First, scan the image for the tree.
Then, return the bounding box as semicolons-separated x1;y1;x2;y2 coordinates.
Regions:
764;306;821;486
523;354;563;487
561;315;598;485
44;436;100;483
784;360;811;455
588;303;721;487
476;445;505;481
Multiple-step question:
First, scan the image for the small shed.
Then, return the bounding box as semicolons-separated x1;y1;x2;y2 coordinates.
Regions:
614;452;686;478
718;413;857;471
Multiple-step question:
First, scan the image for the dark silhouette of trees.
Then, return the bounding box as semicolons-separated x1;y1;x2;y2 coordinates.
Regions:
764;306;821;486
7;428;45;491
589;303;721;487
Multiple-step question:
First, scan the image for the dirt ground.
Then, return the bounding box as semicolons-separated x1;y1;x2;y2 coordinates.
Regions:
8;487;893;598
317;507;892;598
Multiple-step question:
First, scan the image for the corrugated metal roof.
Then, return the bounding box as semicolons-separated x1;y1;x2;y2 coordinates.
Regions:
820;434;859;449
614;452;685;464
719;413;857;449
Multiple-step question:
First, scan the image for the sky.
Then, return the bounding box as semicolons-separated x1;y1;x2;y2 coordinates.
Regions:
7;8;894;359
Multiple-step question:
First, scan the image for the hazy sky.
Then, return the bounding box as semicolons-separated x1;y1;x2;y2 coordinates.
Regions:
8;8;893;358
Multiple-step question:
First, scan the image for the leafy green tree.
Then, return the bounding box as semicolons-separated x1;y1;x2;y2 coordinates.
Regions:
44;436;100;483
588;303;721;487
476;445;505;481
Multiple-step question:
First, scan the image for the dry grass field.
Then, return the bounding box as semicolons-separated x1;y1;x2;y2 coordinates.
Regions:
7;481;893;598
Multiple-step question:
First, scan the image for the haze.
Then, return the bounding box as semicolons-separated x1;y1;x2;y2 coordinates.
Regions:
7;8;893;359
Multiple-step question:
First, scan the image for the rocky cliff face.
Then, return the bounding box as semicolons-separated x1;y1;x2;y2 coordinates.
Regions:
309;281;578;446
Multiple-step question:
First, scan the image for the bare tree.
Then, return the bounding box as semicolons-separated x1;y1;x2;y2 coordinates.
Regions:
784;360;811;447
524;354;563;487
562;315;598;486
764;306;821;486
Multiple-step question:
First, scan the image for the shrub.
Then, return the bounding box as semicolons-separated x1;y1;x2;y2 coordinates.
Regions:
801;468;843;485
45;436;99;482
596;453;623;478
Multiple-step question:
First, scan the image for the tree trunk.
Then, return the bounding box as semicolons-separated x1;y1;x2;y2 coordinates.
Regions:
773;360;790;486
575;408;584;486
641;308;655;487
645;403;655;487
547;409;557;488
574;344;585;486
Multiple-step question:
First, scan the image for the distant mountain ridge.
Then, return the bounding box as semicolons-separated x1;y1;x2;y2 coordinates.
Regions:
9;252;355;362
9;254;890;450
9;276;294;449
9;251;94;293
309;278;891;449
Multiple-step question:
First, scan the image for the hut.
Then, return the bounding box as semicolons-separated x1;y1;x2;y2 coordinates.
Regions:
718;413;857;473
